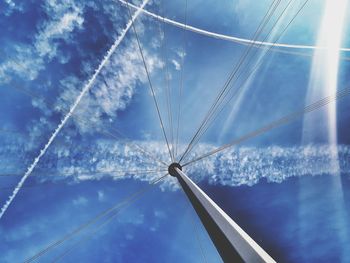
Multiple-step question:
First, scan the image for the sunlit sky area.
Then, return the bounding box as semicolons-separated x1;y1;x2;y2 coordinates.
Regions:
1;0;350;262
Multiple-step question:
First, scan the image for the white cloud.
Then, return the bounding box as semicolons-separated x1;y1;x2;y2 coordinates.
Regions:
98;190;105;202
176;49;186;59
72;195;88;206
5;0;15;7
3;0;23;15
55;38;163;133
154;210;166;219
186;144;350;187
0;45;45;83
34;0;84;61
2;0;163;142
3;139;349;190
0;0;84;84
171;59;181;70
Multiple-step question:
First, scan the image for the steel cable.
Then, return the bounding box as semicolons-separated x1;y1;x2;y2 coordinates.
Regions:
179;0;283;163
183;87;350;166
125;0;174;162
24;174;167;262
180;0;305;162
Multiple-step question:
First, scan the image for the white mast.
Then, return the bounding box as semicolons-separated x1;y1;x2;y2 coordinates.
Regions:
168;163;275;263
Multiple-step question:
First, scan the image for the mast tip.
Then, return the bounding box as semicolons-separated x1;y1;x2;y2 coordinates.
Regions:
168;162;182;176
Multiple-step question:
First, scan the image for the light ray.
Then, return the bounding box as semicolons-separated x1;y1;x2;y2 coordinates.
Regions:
300;1;349;261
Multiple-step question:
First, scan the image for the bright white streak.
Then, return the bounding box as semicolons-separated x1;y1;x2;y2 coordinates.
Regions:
117;0;350;52
303;0;347;150
300;1;349;261
0;0;150;220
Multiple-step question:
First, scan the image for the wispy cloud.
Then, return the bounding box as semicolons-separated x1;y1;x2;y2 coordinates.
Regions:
55;39;163;133
3;141;349;190
0;0;84;83
3;0;24;15
36;0;84;58
0;0;152;220
171;59;181;70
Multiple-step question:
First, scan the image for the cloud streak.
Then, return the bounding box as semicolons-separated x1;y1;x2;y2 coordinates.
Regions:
0;0;151;220
3;141;349;191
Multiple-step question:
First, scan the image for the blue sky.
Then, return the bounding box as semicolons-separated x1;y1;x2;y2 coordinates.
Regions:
1;0;350;262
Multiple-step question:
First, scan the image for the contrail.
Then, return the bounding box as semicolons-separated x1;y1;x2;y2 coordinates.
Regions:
0;0;150;220
118;0;350;52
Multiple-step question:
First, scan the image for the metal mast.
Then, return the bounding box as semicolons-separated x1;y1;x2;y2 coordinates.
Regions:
168;163;275;263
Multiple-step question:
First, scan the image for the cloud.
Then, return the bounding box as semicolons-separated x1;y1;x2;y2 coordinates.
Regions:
1;0;164;148
0;135;31;175
171;59;181;70
63;143;350;188
0;0;157;219
5;0;15;8
54;37;163;133
72;196;88;206
0;0;84;83
97;191;105;202
3;0;24;15
3;139;349;190
187;144;350;186
35;1;84;59
0;45;45;83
